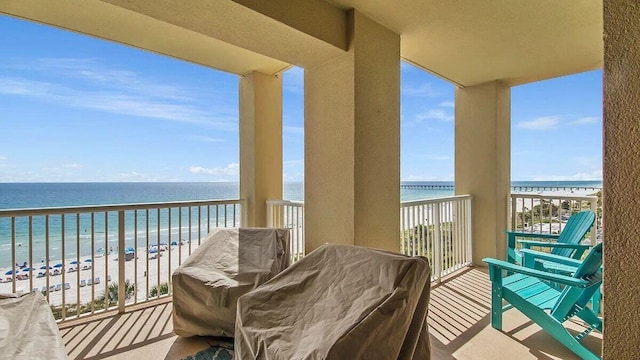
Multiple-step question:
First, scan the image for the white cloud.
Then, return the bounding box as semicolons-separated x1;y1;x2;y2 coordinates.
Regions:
402;83;440;97
439;101;455;108
189;163;239;177
62;163;81;169
0;155;6;160
533;170;602;181
517;116;561;130
284;160;303;167
416;109;454;122
0;58;239;130
570;116;599;125
191;136;224;143
283;126;304;135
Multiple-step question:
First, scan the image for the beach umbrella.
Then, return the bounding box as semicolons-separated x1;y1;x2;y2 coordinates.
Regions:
148;247;158;254
171;241;178;246
125;247;135;254
84;259;92;263
4;269;16;275
39;265;52;270
69;260;79;265
22;268;34;272
53;263;63;268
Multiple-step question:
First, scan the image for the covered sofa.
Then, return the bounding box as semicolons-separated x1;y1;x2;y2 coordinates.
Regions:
172;227;290;337
235;244;431;360
0;292;68;359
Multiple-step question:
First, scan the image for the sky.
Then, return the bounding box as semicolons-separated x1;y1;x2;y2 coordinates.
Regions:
0;15;602;183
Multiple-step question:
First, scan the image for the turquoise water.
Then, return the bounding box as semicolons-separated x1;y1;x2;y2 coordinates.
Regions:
0;181;601;267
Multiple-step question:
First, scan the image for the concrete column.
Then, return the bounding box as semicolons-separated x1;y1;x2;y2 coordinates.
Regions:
304;10;400;253
239;71;283;227
455;81;511;265
603;2;640;357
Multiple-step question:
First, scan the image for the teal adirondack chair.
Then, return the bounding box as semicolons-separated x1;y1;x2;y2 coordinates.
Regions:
484;242;603;360
507;210;596;265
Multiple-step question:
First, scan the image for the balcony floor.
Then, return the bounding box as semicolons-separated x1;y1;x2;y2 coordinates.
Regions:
58;267;602;359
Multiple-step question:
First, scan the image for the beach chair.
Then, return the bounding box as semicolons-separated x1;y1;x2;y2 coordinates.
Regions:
79;279;86;287
54;284;62;292
86;278;92;286
94;277;100;285
484;242;603;360
507;210;595;265
64;282;70;290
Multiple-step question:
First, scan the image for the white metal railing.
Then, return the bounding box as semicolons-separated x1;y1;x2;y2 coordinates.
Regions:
510;193;600;244
400;195;473;282
0;199;242;321
267;195;474;283
266;200;305;263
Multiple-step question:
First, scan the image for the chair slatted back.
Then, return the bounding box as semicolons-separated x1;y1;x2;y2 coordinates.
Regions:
553;210;596;258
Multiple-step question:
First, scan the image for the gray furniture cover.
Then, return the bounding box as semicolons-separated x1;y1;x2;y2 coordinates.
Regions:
0;292;68;359
172;227;290;337
235;244;431;360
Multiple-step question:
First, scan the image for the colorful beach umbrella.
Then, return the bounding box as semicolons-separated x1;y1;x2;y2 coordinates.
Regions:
84;259;92;263
53;263;63;268
4;269;16;275
39;265;52;270
69;260;79;265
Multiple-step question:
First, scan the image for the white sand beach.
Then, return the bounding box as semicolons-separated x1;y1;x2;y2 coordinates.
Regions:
0;241;202;307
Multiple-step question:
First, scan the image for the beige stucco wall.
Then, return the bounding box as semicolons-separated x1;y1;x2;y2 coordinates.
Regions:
239;72;283;227
455;81;511;264
305;10;400;253
603;1;640;357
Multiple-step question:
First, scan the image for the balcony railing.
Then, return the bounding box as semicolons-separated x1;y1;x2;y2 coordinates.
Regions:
266;199;305;263
0;199;242;321
401;195;473;282
267;195;475;282
510;193;600;244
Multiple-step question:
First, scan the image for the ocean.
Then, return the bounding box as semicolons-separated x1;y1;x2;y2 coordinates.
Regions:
0;181;601;268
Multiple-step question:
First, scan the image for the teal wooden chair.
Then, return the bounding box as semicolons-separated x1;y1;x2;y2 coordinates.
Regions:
507;210;596;265
484;242;603;360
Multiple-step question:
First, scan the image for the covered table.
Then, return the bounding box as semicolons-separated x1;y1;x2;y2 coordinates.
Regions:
0;292;67;359
235;244;431;360
172;227;290;337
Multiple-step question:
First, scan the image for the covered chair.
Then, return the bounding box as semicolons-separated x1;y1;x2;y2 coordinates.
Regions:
507;210;596;265
235;244;432;360
484;242;603;360
172;227;290;337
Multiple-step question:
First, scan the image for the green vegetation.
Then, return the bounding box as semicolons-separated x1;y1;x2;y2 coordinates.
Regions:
150;282;169;297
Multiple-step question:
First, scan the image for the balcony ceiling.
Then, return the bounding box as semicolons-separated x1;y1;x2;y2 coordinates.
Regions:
1;0;602;87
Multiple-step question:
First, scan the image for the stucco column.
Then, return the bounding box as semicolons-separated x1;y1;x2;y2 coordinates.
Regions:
239;71;283;227
455;81;511;265
603;2;640;357
304;10;400;253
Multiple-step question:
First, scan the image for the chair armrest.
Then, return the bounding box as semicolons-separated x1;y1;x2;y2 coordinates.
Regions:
518;240;592;250
520;249;585;267
483;257;588;288
505;231;560;240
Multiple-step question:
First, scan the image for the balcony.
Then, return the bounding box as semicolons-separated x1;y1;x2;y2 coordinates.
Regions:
57;267;601;360
0;191;602;359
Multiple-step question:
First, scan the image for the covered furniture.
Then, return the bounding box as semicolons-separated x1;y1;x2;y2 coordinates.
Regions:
0;292;68;359
235;244;431;360
172;227;290;337
484;242;603;360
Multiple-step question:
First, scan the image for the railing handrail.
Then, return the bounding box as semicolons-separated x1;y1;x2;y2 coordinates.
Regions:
266;199;304;207
510;193;598;201
400;194;473;208
0;198;243;217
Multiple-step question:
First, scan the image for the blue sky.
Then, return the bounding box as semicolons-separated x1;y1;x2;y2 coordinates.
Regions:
0;15;602;182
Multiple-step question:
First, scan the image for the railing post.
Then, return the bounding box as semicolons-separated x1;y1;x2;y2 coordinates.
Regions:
118;210;126;313
266;200;274;227
510;195;517;231
433;203;441;283
590;199;598;245
466;198;473;265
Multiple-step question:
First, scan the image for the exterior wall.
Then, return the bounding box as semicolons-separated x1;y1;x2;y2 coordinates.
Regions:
239;72;283;227
305;10;400;253
455;81;511;264
603;1;640;357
